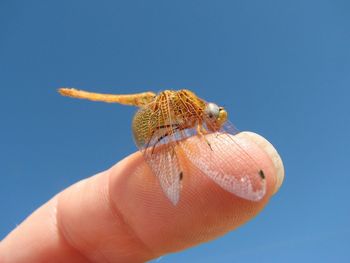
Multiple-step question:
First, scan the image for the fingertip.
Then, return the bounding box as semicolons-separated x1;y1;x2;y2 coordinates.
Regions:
107;132;280;255
237;132;284;194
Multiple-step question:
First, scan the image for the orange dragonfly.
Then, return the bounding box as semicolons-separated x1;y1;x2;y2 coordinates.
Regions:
59;88;266;205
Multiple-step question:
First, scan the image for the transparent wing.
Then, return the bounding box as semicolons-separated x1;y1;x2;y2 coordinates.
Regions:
179;121;266;201
136;96;189;205
143;142;182;205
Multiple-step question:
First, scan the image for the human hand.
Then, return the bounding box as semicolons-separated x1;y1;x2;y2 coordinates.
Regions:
0;132;284;263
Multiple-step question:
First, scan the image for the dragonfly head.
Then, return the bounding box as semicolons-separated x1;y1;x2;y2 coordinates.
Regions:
204;102;228;131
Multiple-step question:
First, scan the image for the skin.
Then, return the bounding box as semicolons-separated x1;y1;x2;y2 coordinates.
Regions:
0;132;284;263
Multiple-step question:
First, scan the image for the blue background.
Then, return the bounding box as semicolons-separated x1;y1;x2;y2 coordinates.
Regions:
1;0;349;262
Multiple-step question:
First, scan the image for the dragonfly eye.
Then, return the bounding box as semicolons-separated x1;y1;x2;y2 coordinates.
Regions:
205;103;220;120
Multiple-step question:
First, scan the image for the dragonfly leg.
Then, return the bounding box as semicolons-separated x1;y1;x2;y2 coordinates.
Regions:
145;124;178;149
150;124;180;154
151;133;169;153
196;124;213;151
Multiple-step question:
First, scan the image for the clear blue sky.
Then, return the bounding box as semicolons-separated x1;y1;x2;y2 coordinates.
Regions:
1;0;349;262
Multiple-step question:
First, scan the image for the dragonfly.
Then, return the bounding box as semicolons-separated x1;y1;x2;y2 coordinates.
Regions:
58;88;266;205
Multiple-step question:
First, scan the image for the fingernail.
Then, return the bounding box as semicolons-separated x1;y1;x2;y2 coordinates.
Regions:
239;132;285;194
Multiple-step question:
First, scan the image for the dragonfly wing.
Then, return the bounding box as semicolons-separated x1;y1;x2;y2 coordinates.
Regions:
143;143;182;205
180;132;266;201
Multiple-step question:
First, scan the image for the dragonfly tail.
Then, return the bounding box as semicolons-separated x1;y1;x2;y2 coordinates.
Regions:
58;88;156;106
